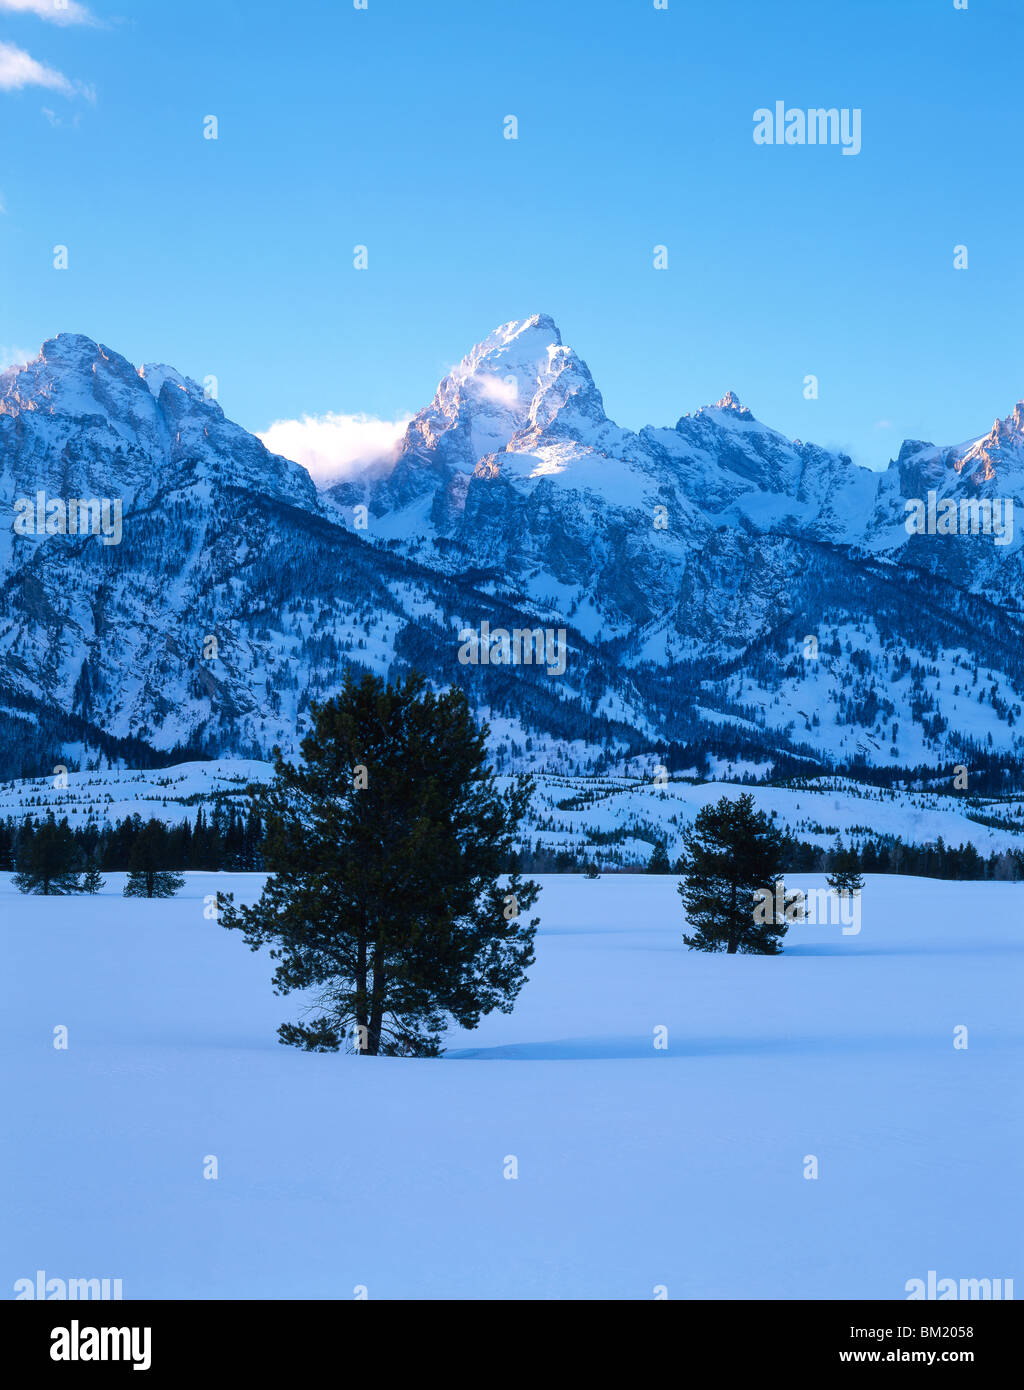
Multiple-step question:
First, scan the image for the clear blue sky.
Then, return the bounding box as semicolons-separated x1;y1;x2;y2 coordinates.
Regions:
1;0;1021;469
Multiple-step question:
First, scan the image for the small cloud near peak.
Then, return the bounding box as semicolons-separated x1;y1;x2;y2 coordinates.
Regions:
259;411;411;487
1;344;37;371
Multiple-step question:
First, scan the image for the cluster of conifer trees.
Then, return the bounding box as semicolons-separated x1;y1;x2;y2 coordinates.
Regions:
3;794;1016;895
1;803;264;896
758;831;1023;881
640;828;1022;882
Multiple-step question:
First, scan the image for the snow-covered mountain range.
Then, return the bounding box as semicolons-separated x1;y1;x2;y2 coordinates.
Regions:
2;317;1023;783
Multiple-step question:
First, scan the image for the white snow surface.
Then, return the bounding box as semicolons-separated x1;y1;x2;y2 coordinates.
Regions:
3;760;1021;864
4;871;1021;1299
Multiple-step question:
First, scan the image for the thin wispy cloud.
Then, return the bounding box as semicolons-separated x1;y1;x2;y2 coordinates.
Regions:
40;103;82;125
259;411;411;487
0;40;93;97
0;345;35;371
0;0;95;25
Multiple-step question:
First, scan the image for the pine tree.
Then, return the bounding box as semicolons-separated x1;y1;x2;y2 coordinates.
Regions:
826;859;865;896
222;807;244;869
825;834;865;895
123;819;186;898
243;806;263;870
191;807;214;870
678;793;789;954
647;836;671;873
12;813;83;894
0;818;14;872
958;840;982;880
220;669;541;1057
80;860;106;894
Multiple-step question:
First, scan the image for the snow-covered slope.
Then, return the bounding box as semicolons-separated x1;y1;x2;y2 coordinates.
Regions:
329;317;883;641
329;315;1024;773
0;334;651;779
0;335;315;574
4;759;1022;870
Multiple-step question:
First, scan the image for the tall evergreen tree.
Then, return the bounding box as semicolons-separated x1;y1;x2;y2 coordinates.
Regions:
827;863;865;895
80;859;106;894
678;793;789;954
0;818;15;871
647;836;671;873
123;819;186;898
243;806;263;870
222;807;244;869
12;813;82;895
220;669;541;1057
826;837;865;896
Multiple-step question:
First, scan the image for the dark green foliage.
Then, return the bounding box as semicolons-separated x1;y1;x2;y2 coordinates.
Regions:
0;784;1018;884
80;861;106;894
647;837;671;873
123;820;186;898
827;865;865;895
0;817;15;871
0;801;265;876
12;812;82;895
220;669;541;1057
826;836;865;896
678;793;789;954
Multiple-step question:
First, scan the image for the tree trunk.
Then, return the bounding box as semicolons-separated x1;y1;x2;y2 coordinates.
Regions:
727;880;739;952
355;934;369;1054
368;1003;384;1057
367;944;386;1056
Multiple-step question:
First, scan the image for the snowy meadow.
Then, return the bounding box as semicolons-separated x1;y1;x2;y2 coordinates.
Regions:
4;871;1020;1300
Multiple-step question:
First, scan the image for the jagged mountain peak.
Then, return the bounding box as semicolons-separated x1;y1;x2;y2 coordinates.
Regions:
474;312;563;353
0;331;318;520
441;312;582;403
5;332;218;426
39;331;103;362
4;319;1024;784
688;390;757;424
930;398;1024;490
3;332;157;422
20;335;206;409
984;399;1024;445
139;361;208;405
37;334;150;389
352;315;608;501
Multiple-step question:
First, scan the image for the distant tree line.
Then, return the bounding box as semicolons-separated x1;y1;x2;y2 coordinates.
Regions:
639;828;1024;882
3;797;1020;889
1;803;264;895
